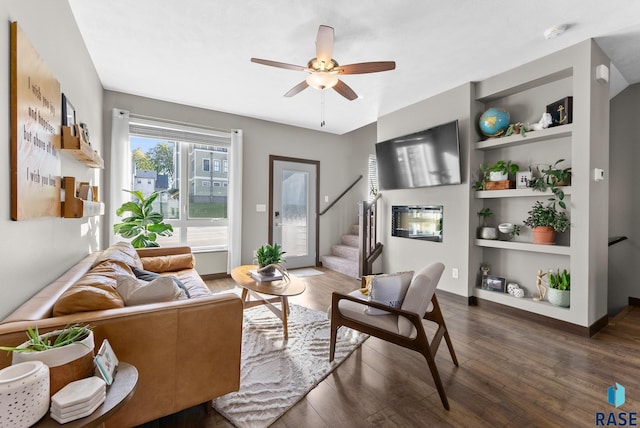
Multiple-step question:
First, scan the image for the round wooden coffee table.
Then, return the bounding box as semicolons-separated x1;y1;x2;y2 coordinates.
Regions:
231;265;306;339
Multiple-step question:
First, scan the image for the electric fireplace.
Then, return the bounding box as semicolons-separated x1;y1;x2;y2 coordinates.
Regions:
391;205;443;242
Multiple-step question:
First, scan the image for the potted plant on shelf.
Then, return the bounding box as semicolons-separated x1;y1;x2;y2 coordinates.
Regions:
547;268;570;307
113;189;173;248
531;159;572;206
482;160;520;182
255;243;287;276
477;208;498;240
523;200;569;244
0;324;95;396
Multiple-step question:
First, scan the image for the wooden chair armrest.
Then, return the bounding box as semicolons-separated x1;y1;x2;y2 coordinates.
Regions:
331;292;423;326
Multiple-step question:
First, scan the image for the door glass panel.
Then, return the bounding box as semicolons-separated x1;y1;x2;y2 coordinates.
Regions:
281;170;308;257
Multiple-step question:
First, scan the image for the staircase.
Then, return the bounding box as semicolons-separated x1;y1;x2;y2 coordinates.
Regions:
321;225;360;278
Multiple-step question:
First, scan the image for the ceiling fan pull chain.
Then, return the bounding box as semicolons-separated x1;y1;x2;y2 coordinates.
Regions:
320;90;326;127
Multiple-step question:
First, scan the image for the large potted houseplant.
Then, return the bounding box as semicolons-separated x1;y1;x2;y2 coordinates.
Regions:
254;243;286;276
113;189;173;248
523;201;569;244
547;268;570;307
0;325;95;396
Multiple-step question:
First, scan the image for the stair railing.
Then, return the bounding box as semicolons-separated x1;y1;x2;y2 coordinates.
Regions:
358;193;383;277
319;175;362;216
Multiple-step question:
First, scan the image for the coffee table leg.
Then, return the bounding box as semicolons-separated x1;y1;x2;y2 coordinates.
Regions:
241;288;248;304
282;296;289;340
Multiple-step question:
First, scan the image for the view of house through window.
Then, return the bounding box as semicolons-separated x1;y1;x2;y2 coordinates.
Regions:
129;125;231;250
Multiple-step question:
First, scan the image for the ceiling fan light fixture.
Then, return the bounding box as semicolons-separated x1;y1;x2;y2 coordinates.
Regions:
306;71;339;90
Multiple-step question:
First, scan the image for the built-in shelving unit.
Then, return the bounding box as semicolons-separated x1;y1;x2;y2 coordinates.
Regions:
61;125;104;168
476;124;572;150
475;239;571;255
475;187;571;199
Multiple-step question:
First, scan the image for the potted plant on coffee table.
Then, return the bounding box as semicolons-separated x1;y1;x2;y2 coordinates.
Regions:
523;201;569;244
0;324;95;396
547;268;570;307
255;243;287;276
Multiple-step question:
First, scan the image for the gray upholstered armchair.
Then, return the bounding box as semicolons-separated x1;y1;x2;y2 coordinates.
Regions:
329;263;458;410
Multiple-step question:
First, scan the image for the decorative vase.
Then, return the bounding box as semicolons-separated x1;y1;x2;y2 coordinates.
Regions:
0;361;50;427
479;227;498;240
489;171;508;181
12;329;95;396
547;287;570;307
531;226;556;244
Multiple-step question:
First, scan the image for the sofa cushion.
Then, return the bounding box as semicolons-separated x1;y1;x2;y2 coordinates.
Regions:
116;275;187;306
140;253;195;272
93;242;143;270
52;260;130;316
131;267;191;298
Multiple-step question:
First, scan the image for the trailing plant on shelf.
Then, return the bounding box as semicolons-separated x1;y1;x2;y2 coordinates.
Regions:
504;122;527;137
531;159;572;209
113;189;173;248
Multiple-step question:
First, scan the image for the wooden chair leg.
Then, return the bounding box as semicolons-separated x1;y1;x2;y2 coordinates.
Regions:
420;345;450;411
425;295;459;366
329;321;338;362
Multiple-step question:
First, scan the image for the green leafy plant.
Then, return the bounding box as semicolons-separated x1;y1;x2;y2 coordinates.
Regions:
548;269;570;291
504;122;527;137
523;201;570;233
0;324;92;353
113;189;173;248
477;208;493;226
255;243;286;267
477;161;520;186
531;159;572;209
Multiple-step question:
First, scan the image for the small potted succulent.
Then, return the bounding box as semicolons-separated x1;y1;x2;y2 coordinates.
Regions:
547;268;570;307
477;208;497;240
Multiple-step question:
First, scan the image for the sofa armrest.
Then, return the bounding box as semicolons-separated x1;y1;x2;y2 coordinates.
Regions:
136;246;192;258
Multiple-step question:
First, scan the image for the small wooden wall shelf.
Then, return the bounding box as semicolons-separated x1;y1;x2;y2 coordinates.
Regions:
61;176;104;218
61;125;104;168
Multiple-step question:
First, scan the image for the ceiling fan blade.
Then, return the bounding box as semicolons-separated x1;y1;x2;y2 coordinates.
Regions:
284;81;309;97
316;25;334;65
337;61;396;75
333;79;358;101
251;58;308;72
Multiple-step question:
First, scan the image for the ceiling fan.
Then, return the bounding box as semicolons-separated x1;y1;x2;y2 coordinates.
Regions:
251;25;396;101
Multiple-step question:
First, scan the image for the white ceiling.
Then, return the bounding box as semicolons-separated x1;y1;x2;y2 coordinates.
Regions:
68;0;640;135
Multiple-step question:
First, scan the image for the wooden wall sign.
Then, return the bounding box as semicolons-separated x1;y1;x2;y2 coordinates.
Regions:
10;22;61;220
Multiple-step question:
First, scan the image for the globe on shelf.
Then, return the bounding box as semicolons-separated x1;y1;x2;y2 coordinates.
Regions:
479;107;510;137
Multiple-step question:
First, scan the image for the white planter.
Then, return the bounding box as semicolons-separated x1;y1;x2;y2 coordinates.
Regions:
479;227;498;240
547;288;570;307
489;171;508;181
0;361;50;427
12;329;95;396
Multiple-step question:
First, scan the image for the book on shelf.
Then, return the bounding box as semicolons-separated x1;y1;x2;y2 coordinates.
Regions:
249;269;283;282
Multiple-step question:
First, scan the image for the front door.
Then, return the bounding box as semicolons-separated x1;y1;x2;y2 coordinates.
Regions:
270;156;319;269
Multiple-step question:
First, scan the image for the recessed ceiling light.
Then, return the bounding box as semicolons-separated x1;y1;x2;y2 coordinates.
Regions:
544;25;568;40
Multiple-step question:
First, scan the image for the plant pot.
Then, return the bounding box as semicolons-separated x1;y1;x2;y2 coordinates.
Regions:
0;361;50;426
259;265;275;276
12;330;95;396
479;227;498;240
489;171;508;181
547;287;570;307
531;226;556;244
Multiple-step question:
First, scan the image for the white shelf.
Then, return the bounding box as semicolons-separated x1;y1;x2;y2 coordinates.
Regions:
476;124;572;150
475;186;572;199
474;288;571;318
475;239;571;255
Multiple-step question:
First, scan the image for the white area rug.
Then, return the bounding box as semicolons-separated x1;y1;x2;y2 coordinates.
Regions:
288;268;324;278
212;304;367;427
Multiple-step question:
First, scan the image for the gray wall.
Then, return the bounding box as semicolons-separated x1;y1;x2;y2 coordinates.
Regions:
103;91;371;274
376;83;473;297
0;0;104;319
608;83;640;315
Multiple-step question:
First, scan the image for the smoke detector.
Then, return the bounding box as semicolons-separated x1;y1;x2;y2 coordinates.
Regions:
544;25;568;40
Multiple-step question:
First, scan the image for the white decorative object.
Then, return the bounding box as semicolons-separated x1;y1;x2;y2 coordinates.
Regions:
0;361;50;427
50;376;106;424
479;227;498;240
498;223;515;234
489;171;508;181
596;64;609;83
507;282;525;298
529;112;553;131
516;171;532;188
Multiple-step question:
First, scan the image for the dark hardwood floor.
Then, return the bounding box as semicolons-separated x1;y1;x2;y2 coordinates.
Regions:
139;268;640;427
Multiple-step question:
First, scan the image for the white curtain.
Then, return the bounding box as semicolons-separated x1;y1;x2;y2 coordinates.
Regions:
109;109;131;245
227;129;243;272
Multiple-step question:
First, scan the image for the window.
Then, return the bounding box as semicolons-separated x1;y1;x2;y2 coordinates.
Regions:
223;160;228;173
368;154;378;202
128;119;234;251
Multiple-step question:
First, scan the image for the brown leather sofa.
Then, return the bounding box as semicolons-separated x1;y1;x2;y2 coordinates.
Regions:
0;243;243;427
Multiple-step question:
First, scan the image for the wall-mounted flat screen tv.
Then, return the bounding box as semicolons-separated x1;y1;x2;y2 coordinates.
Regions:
375;120;461;190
